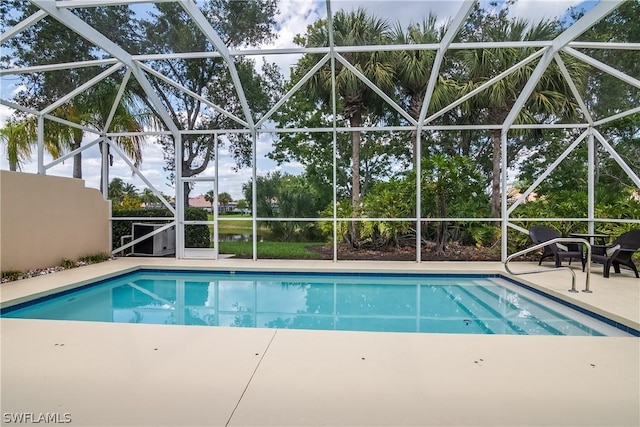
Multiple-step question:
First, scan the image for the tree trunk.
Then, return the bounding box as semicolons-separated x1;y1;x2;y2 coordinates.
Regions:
350;110;362;245
437;193;447;254
183;181;191;209
99;142;110;196
72;137;82;179
408;94;423;170
490;129;501;219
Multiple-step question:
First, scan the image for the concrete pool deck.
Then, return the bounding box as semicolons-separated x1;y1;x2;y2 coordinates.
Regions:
1;258;639;426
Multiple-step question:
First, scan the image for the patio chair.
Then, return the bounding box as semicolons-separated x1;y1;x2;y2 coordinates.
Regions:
529;225;585;268
588;229;640;278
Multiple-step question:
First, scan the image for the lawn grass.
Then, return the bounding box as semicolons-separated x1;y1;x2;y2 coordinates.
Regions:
207;214;268;233
211;214;254;230
219;241;327;259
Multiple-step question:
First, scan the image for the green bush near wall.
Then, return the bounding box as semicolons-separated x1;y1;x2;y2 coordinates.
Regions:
112;208;209;252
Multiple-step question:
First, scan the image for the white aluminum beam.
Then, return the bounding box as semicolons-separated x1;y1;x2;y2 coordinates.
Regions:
256;53;331;127
41;63;124;115
552;1;624;51
415;0;475;262
0;99;40;116
42;113;99;134
43;137;102;170
418;0;475;126
30;0;180;136
554;53;593;125
109;141;176;213
593;128;640;188
0;59;118;76
587;129;595;234
179;0;255;130
327;0;339;263
564;46;640;90
335;53;415;125
424;49;545;124
503;0;625;131
568;41;640;50
594;106;640;127
37;115;44;174
501;131;508;262
55;0;174;7
138;62;249;128
103;69;131;132
0;10;47;43
507;129;589;215
2;40;630;73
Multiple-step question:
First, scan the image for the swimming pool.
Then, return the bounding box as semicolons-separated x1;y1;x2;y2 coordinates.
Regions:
1;270;633;336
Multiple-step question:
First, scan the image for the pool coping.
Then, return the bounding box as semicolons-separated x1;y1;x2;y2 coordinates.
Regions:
2;258;639;427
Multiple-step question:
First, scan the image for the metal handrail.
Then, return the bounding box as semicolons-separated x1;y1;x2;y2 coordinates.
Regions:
504;238;592;293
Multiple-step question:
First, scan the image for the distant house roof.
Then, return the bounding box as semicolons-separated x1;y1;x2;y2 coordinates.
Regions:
189;195;211;208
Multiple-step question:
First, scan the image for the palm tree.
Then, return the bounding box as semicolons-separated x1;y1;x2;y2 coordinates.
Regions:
219;192;233;213
140;187;159;208
1;121;34;171
108;177;127;205
457;12;585;218
295;8;394;242
1;118;65;171
391;15;457;169
204;191;233;213
46;80;150;182
204;190;215;213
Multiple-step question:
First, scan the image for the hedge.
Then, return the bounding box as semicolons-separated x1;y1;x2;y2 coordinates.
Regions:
111;208;210;252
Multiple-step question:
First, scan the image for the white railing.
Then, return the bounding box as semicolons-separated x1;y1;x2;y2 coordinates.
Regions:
504;238;592;293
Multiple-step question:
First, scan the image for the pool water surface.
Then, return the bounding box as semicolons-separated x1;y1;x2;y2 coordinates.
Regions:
0;270;632;336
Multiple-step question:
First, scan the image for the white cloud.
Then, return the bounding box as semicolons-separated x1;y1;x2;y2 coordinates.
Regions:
506;0;588;23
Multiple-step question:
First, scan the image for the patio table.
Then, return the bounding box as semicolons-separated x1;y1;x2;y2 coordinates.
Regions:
569;232;609;245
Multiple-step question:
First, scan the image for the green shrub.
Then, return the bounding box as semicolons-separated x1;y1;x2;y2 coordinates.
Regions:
1;270;22;281
111;208;209;252
61;258;76;269
79;252;112;263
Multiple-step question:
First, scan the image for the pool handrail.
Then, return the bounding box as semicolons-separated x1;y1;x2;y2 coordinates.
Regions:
504;238;592;293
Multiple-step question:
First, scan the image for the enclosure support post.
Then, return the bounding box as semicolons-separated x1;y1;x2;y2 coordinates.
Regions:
101;135;109;197
327;0;338;263
214;134;219;260
251;131;258;261
175;133;184;259
587;128;595;235
501;132;509;262
37;115;44;175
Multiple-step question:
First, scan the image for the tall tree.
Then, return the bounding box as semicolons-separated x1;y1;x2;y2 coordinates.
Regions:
293;8;394;242
136;1;281;205
390;15;457;168
456;4;585;218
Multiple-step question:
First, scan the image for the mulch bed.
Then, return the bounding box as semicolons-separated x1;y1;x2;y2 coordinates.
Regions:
307;242;505;261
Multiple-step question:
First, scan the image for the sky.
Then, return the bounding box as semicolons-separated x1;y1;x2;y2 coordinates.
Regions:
0;0;591;201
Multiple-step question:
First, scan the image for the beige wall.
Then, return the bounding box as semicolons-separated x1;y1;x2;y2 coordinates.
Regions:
1;171;110;272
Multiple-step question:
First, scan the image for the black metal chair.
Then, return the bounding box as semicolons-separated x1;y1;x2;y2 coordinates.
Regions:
529;225;584;268
588;229;640;278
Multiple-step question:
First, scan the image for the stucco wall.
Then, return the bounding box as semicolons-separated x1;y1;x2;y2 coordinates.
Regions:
0;171;110;272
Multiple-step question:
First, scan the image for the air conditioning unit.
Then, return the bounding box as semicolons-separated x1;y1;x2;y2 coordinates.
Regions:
131;223;176;256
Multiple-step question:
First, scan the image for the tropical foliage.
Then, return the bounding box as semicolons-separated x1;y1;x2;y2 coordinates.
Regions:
2;1;637;258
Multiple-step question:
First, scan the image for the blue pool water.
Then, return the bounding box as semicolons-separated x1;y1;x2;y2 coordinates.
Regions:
1;270;632;336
